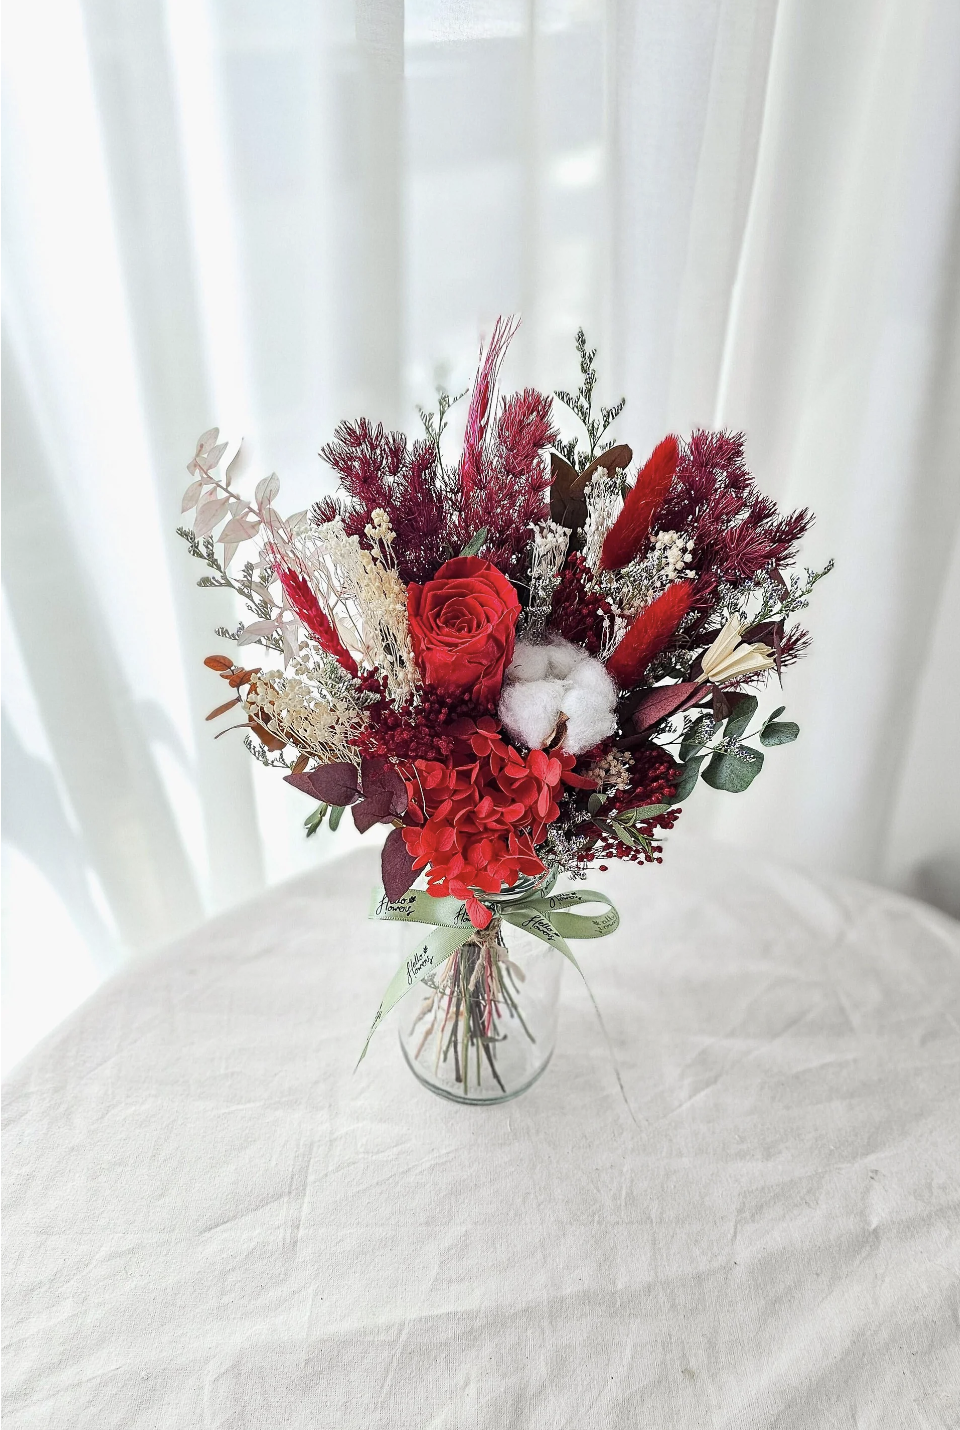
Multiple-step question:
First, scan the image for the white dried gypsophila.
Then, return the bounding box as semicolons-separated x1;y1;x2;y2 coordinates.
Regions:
585;749;633;792
651;530;695;581
523;520;571;640
581;469;623;573
364;508;395;551
244;664;365;764
308;515;418;705
599;529;697;628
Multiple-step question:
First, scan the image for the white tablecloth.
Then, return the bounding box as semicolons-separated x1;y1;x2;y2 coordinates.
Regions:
4;838;959;1427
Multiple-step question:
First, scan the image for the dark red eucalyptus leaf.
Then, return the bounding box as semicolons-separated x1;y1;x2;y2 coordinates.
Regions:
631;682;704;734
360;756;408;816
285;761;360;807
550;444;633;531
743;619;785;677
549;451;588;529
360;754;389;788
352;787;396;833
381;827;418;901
711;684;731;721
284;771;320;799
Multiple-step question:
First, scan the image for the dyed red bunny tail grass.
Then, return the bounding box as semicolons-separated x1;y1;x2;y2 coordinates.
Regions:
606;580;693;689
273;556;359;676
600;435;679;572
460;315;520;501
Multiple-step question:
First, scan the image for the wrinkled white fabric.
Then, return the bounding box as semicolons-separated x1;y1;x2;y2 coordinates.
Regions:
4;838;959;1426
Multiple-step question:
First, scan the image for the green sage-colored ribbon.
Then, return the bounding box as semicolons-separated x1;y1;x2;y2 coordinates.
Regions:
358;884;620;1064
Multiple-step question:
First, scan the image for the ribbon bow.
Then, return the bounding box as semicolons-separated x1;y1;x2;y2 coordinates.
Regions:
358;884;620;1063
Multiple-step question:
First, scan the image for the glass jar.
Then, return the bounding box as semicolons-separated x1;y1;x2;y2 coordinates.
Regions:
397;873;564;1105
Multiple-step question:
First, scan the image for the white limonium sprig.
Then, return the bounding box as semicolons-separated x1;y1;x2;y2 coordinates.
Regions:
581;469;622;573
523;520;571;641
697;615;776;685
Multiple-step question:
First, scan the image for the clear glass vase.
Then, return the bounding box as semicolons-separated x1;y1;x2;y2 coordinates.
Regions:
398;874;563;1105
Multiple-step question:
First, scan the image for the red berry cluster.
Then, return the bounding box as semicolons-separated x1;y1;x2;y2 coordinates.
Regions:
548;554;614;654
586;744;682;867
357;678;493;763
616;745;681;813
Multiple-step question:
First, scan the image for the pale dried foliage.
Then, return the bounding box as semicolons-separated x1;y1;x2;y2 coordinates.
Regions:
244;657;367;765
306;510;419;705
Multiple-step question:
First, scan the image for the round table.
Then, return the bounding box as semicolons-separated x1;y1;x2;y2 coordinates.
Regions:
4;839;959;1427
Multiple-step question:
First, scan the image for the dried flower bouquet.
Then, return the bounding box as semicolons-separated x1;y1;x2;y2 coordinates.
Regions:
180;320;830;1095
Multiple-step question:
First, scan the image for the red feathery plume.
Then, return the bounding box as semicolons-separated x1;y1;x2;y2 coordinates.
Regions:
600;435;679;571
460;316;520;502
273;558;358;676
606;580;693;689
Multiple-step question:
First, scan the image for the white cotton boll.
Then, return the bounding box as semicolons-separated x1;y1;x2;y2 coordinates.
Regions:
506;641;552;682
498;678;566;750
543;637;587;679
500;636;618;753
569;657;617;704
562;687;618;755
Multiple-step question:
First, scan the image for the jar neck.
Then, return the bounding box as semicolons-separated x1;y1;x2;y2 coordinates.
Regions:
473;868;557;907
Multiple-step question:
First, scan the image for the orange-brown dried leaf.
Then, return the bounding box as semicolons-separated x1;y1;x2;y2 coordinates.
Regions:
582;443;633;481
206;698;240;721
291;753;309;775
204;654;234;672
248;720;286;752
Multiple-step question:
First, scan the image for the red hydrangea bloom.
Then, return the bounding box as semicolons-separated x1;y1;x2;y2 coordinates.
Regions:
401;717;576;927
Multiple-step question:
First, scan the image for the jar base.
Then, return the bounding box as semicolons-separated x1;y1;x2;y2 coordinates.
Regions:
399;1033;554;1106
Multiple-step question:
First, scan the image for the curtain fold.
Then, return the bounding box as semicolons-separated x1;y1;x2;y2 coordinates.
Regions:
3;0;958;1067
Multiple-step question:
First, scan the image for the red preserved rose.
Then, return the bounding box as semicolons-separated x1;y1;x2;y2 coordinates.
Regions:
406;557;520;707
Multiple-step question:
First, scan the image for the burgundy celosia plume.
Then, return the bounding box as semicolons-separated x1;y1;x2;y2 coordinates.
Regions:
600;435;679;571
317;420;451;585
463;386;556;575
316;319;555;585
273;557;358;676
460;316;519;502
605;580;693;689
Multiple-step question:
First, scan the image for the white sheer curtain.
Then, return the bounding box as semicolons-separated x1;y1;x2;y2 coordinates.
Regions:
3;0;959;1069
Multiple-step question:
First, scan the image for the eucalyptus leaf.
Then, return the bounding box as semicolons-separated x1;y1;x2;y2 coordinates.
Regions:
459;527;489;558
723;694;758;743
672;755;706;802
679;715;710;763
624;802;671;822
328;803;346;832
759;720;799;747
701;744;764;793
587;792;605;814
762;705;786;727
304;803;329;838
